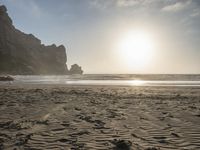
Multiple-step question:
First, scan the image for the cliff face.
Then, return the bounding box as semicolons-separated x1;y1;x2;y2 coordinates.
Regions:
0;5;69;75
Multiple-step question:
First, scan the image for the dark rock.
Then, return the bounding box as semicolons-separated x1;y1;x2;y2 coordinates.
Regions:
0;5;83;75
57;138;70;143
0;5;7;12
69;64;83;74
0;75;14;81
111;139;132;150
171;132;180;137
195;114;200;117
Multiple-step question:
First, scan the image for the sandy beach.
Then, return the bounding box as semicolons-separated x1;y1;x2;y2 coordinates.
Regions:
0;85;200;150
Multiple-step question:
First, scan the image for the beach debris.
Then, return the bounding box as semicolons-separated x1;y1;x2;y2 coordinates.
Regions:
153;136;168;144
111;139;132;150
145;147;160;150
15;134;33;146
171;132;180;138
194;113;200;117
74;107;81;111
57;138;70;143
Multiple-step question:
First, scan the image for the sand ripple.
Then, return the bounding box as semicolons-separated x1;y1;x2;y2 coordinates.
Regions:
0;86;200;149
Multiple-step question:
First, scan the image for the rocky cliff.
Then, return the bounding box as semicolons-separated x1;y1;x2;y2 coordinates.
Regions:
0;5;82;75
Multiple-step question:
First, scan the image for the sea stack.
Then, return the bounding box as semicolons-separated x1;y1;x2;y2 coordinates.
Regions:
69;64;83;75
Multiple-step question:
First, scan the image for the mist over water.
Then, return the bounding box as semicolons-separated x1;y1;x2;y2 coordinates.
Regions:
5;74;200;86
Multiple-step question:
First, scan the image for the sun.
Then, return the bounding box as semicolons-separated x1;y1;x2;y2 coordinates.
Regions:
118;30;155;70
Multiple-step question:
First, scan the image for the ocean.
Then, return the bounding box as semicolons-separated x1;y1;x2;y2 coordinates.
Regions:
3;74;200;86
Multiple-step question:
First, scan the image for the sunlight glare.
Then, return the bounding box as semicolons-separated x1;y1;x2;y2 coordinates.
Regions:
129;79;146;86
118;30;155;70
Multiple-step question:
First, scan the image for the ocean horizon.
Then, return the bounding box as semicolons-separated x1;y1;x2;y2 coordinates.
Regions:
2;74;200;86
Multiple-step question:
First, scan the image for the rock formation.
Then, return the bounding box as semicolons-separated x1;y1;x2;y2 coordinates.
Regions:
69;64;83;75
0;5;83;75
0;75;14;81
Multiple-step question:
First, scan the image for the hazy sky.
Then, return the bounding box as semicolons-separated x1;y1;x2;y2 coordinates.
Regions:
1;0;200;74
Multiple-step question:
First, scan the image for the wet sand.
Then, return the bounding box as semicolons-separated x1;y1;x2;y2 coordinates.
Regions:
0;85;200;150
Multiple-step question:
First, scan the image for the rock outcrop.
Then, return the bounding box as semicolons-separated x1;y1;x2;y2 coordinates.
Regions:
0;5;83;75
0;75;14;81
69;64;83;75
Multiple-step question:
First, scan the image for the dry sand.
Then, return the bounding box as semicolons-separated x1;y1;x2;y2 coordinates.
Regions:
0;85;200;150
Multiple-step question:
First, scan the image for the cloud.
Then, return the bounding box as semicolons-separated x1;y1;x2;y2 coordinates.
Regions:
161;0;191;12
190;9;200;17
89;0;149;9
88;0;173;9
89;0;114;10
116;0;142;7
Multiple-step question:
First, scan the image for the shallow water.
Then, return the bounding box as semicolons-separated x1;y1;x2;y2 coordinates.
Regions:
5;74;200;86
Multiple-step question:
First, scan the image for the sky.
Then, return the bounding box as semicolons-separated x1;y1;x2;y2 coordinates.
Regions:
0;0;200;74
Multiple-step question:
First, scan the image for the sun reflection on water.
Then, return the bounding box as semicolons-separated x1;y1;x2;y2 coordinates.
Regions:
128;80;146;86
